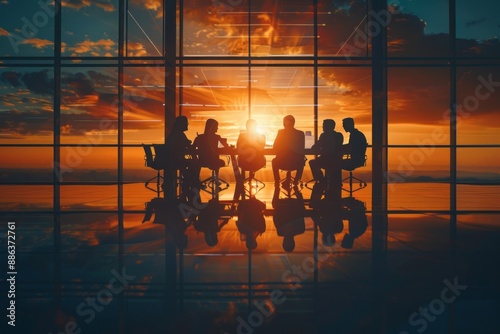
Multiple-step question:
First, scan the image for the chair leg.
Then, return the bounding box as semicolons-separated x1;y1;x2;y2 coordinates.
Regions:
341;170;367;196
145;171;164;197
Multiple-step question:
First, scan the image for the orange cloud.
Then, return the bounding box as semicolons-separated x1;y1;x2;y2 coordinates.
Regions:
70;38;116;55
0;27;9;36
127;42;148;56
20;38;53;49
62;0;115;12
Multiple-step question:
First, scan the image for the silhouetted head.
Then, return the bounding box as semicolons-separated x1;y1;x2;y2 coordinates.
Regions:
283;115;295;129
246;238;258;250
173;115;188;132
322;233;336;247
342;117;355;132
323;119;335;132
283;236;296;252
246;119;257;133
341;233;354;249
204;118;219;134
205;232;218;247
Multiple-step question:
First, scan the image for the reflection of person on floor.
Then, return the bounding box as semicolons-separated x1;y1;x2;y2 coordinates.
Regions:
237;197;266;250
341;197;368;249
272;115;305;186
309;119;344;195
342;117;368;170
237;119;266;174
310;182;343;247
142;197;188;250
163;116;200;195
272;186;305;252
194;198;224;247
193;118;230;172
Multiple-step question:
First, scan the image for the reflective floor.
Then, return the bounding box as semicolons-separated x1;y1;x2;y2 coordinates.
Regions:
1;180;500;334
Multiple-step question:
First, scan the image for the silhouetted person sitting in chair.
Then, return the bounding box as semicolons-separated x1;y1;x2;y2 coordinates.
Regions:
237;119;266;174
342;117;368;170
272;115;305;186
193;118;230;184
163;116;199;194
309;119;344;192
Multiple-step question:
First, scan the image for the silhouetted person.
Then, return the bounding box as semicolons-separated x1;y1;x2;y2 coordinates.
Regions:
309;119;344;192
272;186;305;252
272;115;305;186
237;119;266;175
193;118;230;171
341;197;368;249
163;116;199;195
237;197;266;250
194;198;224;247
342;117;368;170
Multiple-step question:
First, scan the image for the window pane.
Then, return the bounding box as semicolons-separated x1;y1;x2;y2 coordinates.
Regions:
388;148;450;211
60;67;118;144
388;68;450;145
456;0;500;57
0;67;54;144
318;0;368;57
62;0;118;57
0;185;53;211
126;0;164;57
60;185;117;211
0;147;53;182
183;0;248;56
457;67;500;145
387;0;449;57
123;67;165;144
458;148;500;211
0;1;55;57
250;0;314;56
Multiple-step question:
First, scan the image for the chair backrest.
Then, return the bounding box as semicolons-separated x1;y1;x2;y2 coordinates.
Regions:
142;144;154;168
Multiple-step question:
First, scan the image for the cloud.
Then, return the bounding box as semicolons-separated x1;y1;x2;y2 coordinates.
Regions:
0;27;9;36
1;71;22;87
21;70;54;95
20;38;53;49
466;18;487;27
68;38;116;56
62;0;115;12
136;0;161;11
127;42;148;57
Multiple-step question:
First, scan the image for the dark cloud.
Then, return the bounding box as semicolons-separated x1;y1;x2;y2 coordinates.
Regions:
21;70;54;95
0;71;22;87
0;109;53;136
61;71;95;97
465;18;487;28
388;11;500;57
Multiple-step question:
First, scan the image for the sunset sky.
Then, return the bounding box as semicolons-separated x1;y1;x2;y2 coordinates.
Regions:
1;0;499;173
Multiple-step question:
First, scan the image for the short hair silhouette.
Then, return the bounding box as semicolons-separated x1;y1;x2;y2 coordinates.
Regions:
323;119;335;131
284;115;295;127
342;117;355;130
